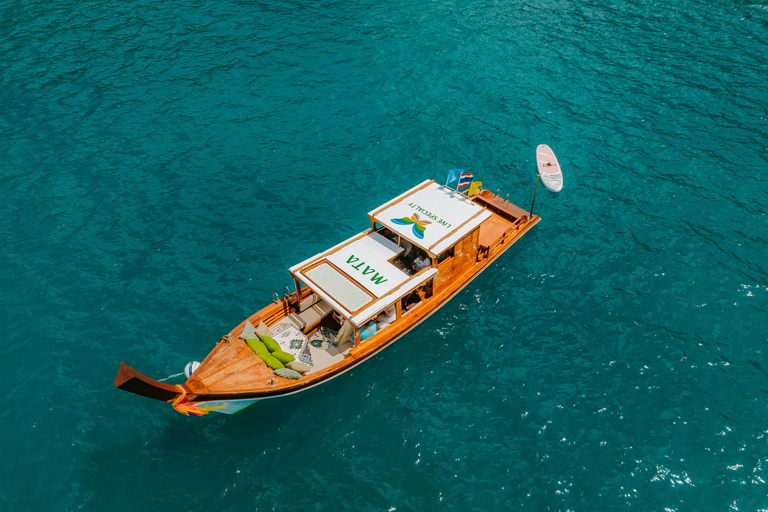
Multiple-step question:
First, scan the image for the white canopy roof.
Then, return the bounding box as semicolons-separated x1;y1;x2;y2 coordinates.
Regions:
291;231;412;318
289;180;491;325
369;181;491;256
325;232;409;299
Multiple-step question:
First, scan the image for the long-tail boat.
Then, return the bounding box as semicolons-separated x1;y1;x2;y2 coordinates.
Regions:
115;178;545;415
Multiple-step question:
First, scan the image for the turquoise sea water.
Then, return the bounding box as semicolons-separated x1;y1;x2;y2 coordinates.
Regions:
2;0;767;509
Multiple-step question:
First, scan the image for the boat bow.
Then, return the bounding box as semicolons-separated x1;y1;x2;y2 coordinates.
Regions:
114;362;185;402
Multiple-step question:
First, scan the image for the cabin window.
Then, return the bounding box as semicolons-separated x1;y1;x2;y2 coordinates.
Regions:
401;290;421;314
378;225;400;245
375;304;397;333
411;250;431;272
359;320;377;342
402;279;432;314
424;278;434;299
359;304;396;343
437;247;455;264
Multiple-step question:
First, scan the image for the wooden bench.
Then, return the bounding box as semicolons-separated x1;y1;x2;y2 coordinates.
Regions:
287;294;334;331
474;189;530;221
478;214;514;251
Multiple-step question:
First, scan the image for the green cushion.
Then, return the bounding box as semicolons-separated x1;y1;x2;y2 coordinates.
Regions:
244;338;269;355
261;335;281;353
271;350;295;364
259;353;285;370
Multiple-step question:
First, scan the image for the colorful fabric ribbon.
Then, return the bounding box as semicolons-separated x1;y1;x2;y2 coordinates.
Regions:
170;385;223;416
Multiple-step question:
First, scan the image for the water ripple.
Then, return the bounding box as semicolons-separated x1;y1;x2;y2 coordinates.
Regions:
1;0;767;510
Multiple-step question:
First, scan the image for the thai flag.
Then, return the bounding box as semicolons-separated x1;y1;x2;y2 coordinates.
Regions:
458;172;473;189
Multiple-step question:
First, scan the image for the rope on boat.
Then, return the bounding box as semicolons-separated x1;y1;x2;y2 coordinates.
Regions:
158;372;184;382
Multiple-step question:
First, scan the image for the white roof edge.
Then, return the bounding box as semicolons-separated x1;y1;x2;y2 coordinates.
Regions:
289;228;373;273
292;269;353;319
430;210;493;255
350;268;438;326
367;179;433;218
434;183;480;203
392;236;432;257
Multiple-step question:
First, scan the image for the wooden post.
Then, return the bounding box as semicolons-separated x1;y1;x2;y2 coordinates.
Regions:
294;277;302;303
529;175;540;220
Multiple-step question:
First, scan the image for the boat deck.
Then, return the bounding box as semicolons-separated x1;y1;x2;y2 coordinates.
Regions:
114;181;544;408
477;214;514;250
185;337;271;395
186;201;536;397
185;308;357;395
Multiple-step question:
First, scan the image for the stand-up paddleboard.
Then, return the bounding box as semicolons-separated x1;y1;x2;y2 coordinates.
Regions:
536;144;563;192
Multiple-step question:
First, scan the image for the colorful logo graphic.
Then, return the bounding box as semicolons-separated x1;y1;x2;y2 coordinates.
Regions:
391;213;431;239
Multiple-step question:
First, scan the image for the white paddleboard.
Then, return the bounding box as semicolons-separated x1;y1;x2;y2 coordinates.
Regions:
536;144;563;192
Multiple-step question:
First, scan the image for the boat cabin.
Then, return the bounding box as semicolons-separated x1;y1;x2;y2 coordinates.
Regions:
282;180;493;371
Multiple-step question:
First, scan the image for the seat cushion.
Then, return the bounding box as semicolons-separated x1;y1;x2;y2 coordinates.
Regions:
255;320;273;339
286;312;306;330
299;294;318;312
286;361;310;373
271;350;295;364
259;353;285;370
297;308;322;328
261;335;281;353
274;368;301;380
244;337;269;355
313;300;334;316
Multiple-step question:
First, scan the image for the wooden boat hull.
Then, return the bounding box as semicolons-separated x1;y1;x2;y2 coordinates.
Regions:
115;185;541;415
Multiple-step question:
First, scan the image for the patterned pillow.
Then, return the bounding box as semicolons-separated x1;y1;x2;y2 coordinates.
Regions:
308;330;325;345
240;321;257;340
274;368;301;380
298;343;314;366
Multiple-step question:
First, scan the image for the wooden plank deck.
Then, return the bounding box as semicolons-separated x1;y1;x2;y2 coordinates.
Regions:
477;213;514;250
186;299;293;395
186;339;272;394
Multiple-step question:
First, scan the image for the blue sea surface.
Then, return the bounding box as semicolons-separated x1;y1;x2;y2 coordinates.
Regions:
2;0;767;510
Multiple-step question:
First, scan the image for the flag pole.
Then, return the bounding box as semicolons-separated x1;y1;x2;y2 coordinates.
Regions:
529;175;539;220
